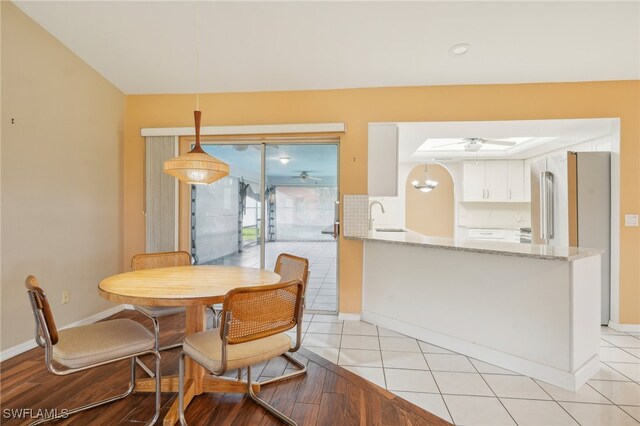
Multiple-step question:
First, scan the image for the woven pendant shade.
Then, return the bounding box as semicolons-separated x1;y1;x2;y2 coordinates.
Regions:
164;111;229;185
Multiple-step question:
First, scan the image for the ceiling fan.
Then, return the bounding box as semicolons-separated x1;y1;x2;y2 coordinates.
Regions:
292;171;321;182
437;138;517;152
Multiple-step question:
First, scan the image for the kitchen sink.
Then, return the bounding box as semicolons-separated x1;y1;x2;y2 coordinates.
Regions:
375;227;406;232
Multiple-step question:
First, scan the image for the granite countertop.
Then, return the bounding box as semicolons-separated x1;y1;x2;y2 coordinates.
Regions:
344;229;603;261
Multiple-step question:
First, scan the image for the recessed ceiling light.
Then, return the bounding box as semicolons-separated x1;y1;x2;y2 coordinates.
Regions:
279;156;290;164
449;43;470;56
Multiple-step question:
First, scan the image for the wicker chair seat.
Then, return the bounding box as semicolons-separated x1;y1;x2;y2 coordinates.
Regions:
53;319;155;369
135;305;185;318
183;330;292;372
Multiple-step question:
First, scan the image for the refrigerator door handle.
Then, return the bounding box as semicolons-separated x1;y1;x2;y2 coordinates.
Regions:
540;171;555;242
546;172;554;239
540;172;547;240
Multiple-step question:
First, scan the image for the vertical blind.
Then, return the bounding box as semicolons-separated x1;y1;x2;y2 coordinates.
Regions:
145;136;177;253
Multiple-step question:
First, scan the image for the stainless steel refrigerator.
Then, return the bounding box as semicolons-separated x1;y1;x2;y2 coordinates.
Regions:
531;152;611;324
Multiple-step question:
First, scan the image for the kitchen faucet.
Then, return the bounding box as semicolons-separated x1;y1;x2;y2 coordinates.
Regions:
369;201;385;231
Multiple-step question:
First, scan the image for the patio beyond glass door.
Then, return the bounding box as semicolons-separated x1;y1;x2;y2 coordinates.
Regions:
265;144;338;312
190;144;262;267
190;142;339;313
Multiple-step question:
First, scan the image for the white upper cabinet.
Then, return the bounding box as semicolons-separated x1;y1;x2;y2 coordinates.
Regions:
523;159;532;202
507;160;525;201
485;161;509;201
463;161;487;201
368;124;398;196
462;160;526;202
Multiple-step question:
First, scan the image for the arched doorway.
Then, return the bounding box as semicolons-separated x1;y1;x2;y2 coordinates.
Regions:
405;164;454;238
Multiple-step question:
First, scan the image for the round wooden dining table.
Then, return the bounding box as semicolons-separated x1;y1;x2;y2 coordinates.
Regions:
99;265;281;426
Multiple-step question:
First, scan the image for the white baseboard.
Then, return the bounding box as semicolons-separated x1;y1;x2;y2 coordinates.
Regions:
0;340;40;364
362;310;596;391
338;312;361;321
608;320;640;333
0;304;127;362
573;355;601;390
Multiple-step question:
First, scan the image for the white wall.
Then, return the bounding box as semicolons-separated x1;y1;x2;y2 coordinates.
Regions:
1;3;125;352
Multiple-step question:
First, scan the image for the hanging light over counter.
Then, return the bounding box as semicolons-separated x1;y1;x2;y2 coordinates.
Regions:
411;164;439;193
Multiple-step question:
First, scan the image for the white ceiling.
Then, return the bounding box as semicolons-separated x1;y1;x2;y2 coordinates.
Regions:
14;1;640;95
395;118;617;162
417;137;546;153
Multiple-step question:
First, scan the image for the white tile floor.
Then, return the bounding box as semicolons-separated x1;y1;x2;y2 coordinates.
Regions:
213;241;337;311
298;315;640;425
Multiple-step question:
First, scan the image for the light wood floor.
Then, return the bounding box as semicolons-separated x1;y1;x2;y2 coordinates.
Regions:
0;310;450;425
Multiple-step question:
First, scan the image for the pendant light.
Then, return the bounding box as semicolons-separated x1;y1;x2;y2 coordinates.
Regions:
163;110;229;184
163;6;229;185
411;164;439;193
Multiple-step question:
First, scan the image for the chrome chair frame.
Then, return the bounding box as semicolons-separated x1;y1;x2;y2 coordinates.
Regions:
131;250;191;377
258;306;307;386
133;307;181;377
258;253;309;385
178;281;305;426
26;286;161;426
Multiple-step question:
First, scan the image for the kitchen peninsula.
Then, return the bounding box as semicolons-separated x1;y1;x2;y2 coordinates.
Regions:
348;229;603;391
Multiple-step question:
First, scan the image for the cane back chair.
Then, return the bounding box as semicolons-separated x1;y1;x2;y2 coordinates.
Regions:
274;253;310;294
210;253;309;330
178;279;305;426
131;250;191;376
25;275;161;425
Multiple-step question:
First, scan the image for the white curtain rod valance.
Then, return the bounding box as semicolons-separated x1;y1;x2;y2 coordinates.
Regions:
141;123;346;137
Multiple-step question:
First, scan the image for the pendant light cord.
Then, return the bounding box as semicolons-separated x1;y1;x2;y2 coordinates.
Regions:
195;2;200;111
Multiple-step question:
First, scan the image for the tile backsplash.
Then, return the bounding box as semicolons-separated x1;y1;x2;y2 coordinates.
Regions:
458;202;531;229
343;195;369;237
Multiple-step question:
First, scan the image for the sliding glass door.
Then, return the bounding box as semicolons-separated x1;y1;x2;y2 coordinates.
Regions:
264;144;338;312
190;144;262;267
190;141;339;312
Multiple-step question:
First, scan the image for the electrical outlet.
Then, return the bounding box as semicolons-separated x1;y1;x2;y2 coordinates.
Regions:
625;214;639;227
62;289;70;304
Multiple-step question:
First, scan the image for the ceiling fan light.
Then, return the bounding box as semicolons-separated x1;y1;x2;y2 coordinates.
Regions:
279;156;291;164
418;187;433;193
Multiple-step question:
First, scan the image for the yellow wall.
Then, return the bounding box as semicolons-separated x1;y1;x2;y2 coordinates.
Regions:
125;82;640;324
405;165;455;238
1;3;125;350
